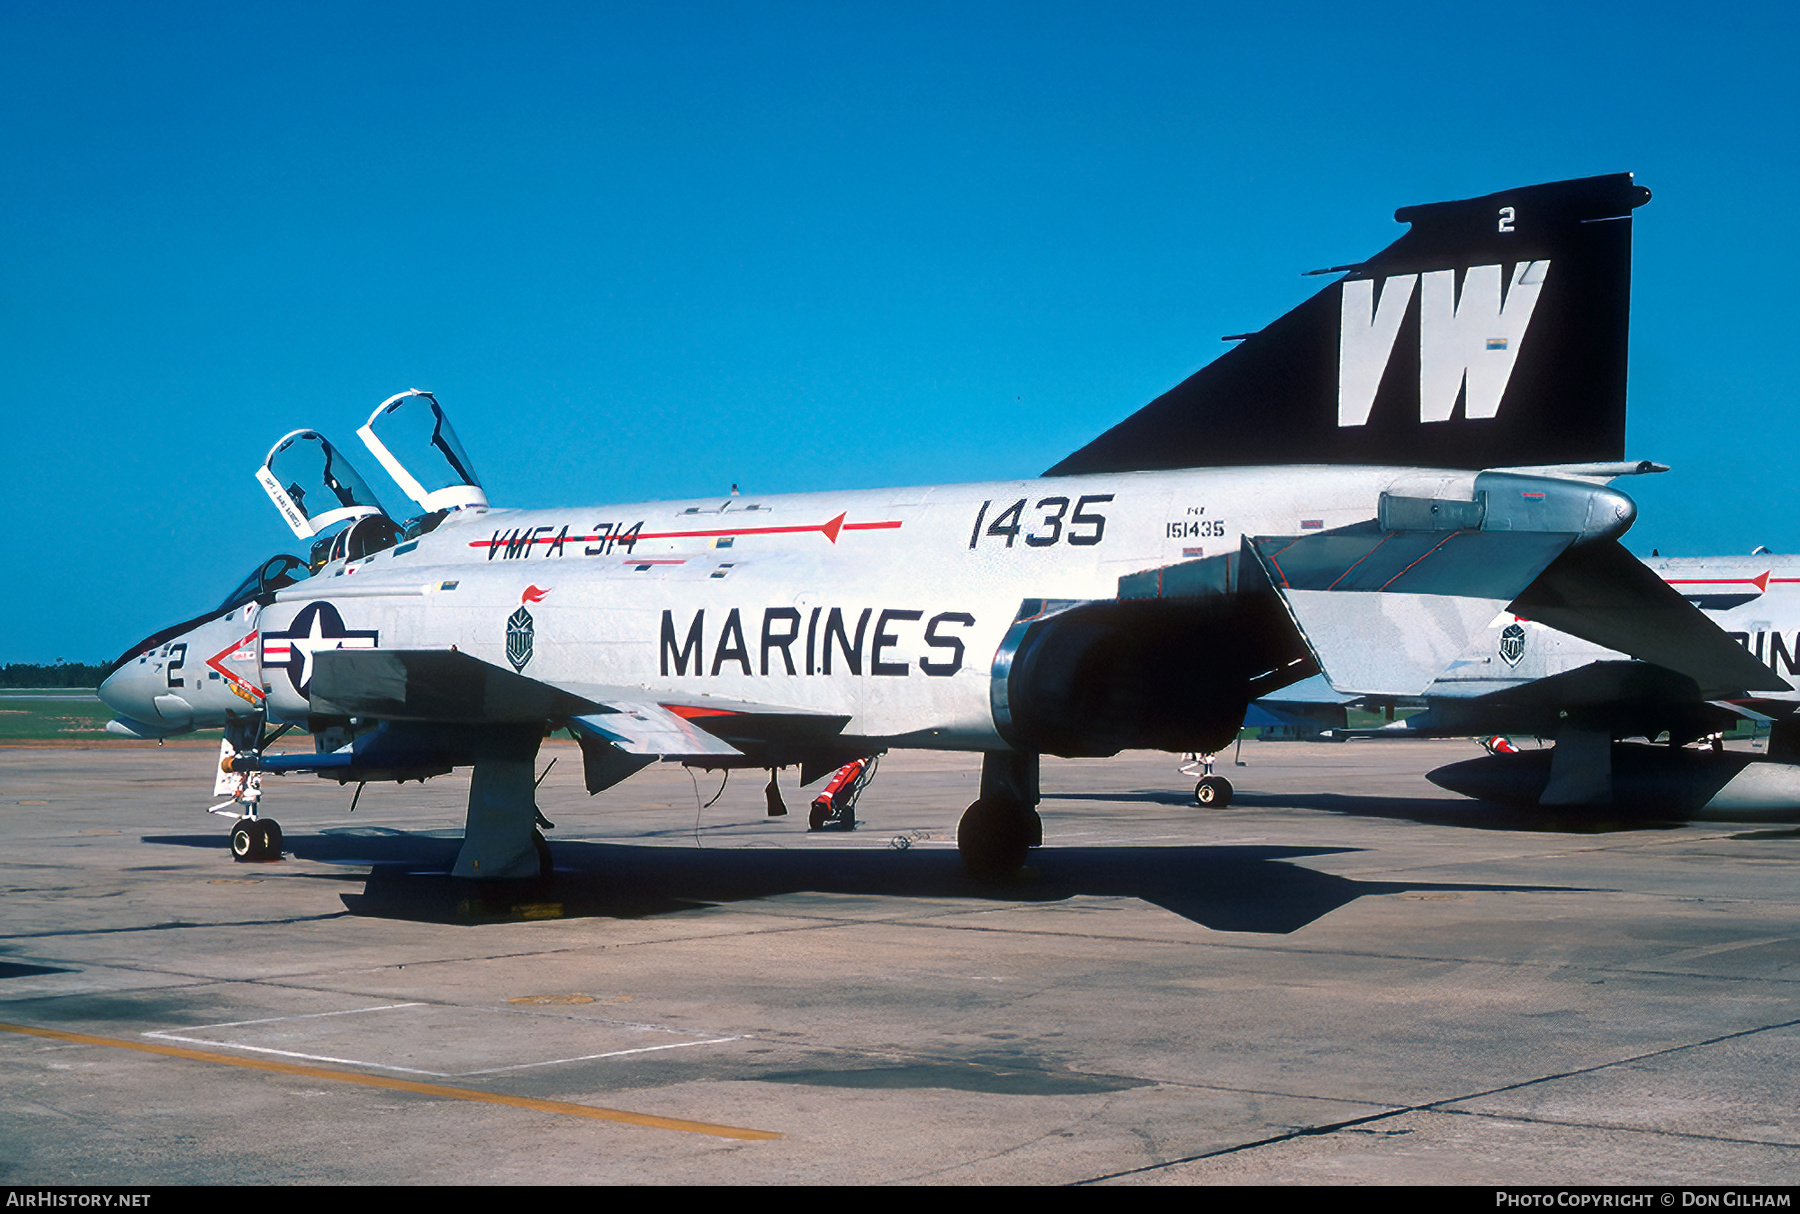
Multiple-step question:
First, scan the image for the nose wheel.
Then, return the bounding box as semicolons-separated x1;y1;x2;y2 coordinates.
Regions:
229;818;283;862
218;712;286;862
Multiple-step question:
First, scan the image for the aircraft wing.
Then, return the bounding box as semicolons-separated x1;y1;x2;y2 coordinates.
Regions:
1246;523;1577;697
1223;527;1785;702
309;648;857;794
1506;540;1787;697
1113;468;1687;701
565;702;744;757
310;648;600;721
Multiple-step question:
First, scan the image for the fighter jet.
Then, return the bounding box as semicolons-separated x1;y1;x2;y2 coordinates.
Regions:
101;172;1776;879
1336;551;1800;816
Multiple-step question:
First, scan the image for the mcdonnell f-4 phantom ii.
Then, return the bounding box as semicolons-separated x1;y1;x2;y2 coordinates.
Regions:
1314;550;1800;816
98;172;1785;880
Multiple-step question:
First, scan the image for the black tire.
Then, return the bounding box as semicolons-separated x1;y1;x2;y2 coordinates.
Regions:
257;819;283;859
230;821;259;862
1195;776;1234;808
958;796;1031;879
808;799;831;831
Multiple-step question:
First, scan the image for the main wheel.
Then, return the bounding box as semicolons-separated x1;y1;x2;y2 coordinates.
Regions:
1194;776;1234;808
230;820;260;862
257;819;283;859
958;796;1032;879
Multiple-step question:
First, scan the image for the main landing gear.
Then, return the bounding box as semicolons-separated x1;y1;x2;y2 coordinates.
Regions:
229;816;284;862
958;751;1042;879
1194;776;1233;807
453;724;555;880
1182;753;1234;808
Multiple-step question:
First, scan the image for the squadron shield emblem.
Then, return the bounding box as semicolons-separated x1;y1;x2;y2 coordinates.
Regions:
1498;622;1527;667
507;606;535;671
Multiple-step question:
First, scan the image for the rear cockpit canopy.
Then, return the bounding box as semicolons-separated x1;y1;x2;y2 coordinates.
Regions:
358;390;488;513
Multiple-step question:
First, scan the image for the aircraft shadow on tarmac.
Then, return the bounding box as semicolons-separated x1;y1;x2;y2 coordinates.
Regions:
1044;787;1703;832
1040;789;1203;808
1220;791;1698;832
0;960;78;980
146;830;1579;935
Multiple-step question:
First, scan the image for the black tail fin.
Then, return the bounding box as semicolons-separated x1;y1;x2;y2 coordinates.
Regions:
1045;174;1650;476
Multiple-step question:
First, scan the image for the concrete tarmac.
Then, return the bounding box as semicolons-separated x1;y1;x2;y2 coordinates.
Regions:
0;738;1795;1185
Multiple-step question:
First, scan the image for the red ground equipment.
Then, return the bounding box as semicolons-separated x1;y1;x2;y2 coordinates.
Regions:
810;757;878;831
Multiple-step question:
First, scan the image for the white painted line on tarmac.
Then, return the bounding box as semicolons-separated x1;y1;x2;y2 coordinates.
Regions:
149;1002;427;1034
140;1033;452;1076
6;1020;780;1140
460;1036;742;1075
145;1001;742;1078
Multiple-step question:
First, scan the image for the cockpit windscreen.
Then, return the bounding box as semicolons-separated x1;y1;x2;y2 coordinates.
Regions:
216;553;308;613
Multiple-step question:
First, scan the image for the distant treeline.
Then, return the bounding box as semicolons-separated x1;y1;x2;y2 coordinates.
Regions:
1;662;106;688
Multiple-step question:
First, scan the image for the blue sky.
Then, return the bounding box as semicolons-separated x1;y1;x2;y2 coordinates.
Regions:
4;1;1796;663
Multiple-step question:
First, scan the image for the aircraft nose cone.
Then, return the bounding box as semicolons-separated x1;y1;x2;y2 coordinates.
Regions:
98;661;155;722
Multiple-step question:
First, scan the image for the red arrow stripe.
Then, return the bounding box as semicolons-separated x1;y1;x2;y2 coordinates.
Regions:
206;631;266;702
1665;573;1772;591
468;515;903;550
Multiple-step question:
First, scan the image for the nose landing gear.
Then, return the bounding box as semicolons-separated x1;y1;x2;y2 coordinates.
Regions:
215;712;288;863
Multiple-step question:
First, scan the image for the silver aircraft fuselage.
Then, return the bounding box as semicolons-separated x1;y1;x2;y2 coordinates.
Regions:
101;463;1455;744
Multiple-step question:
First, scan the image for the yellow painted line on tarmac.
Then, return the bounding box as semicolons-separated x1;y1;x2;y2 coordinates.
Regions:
0;1020;781;1141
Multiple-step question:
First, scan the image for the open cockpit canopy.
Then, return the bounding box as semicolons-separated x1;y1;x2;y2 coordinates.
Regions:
256;430;389;540
357;390;488;513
